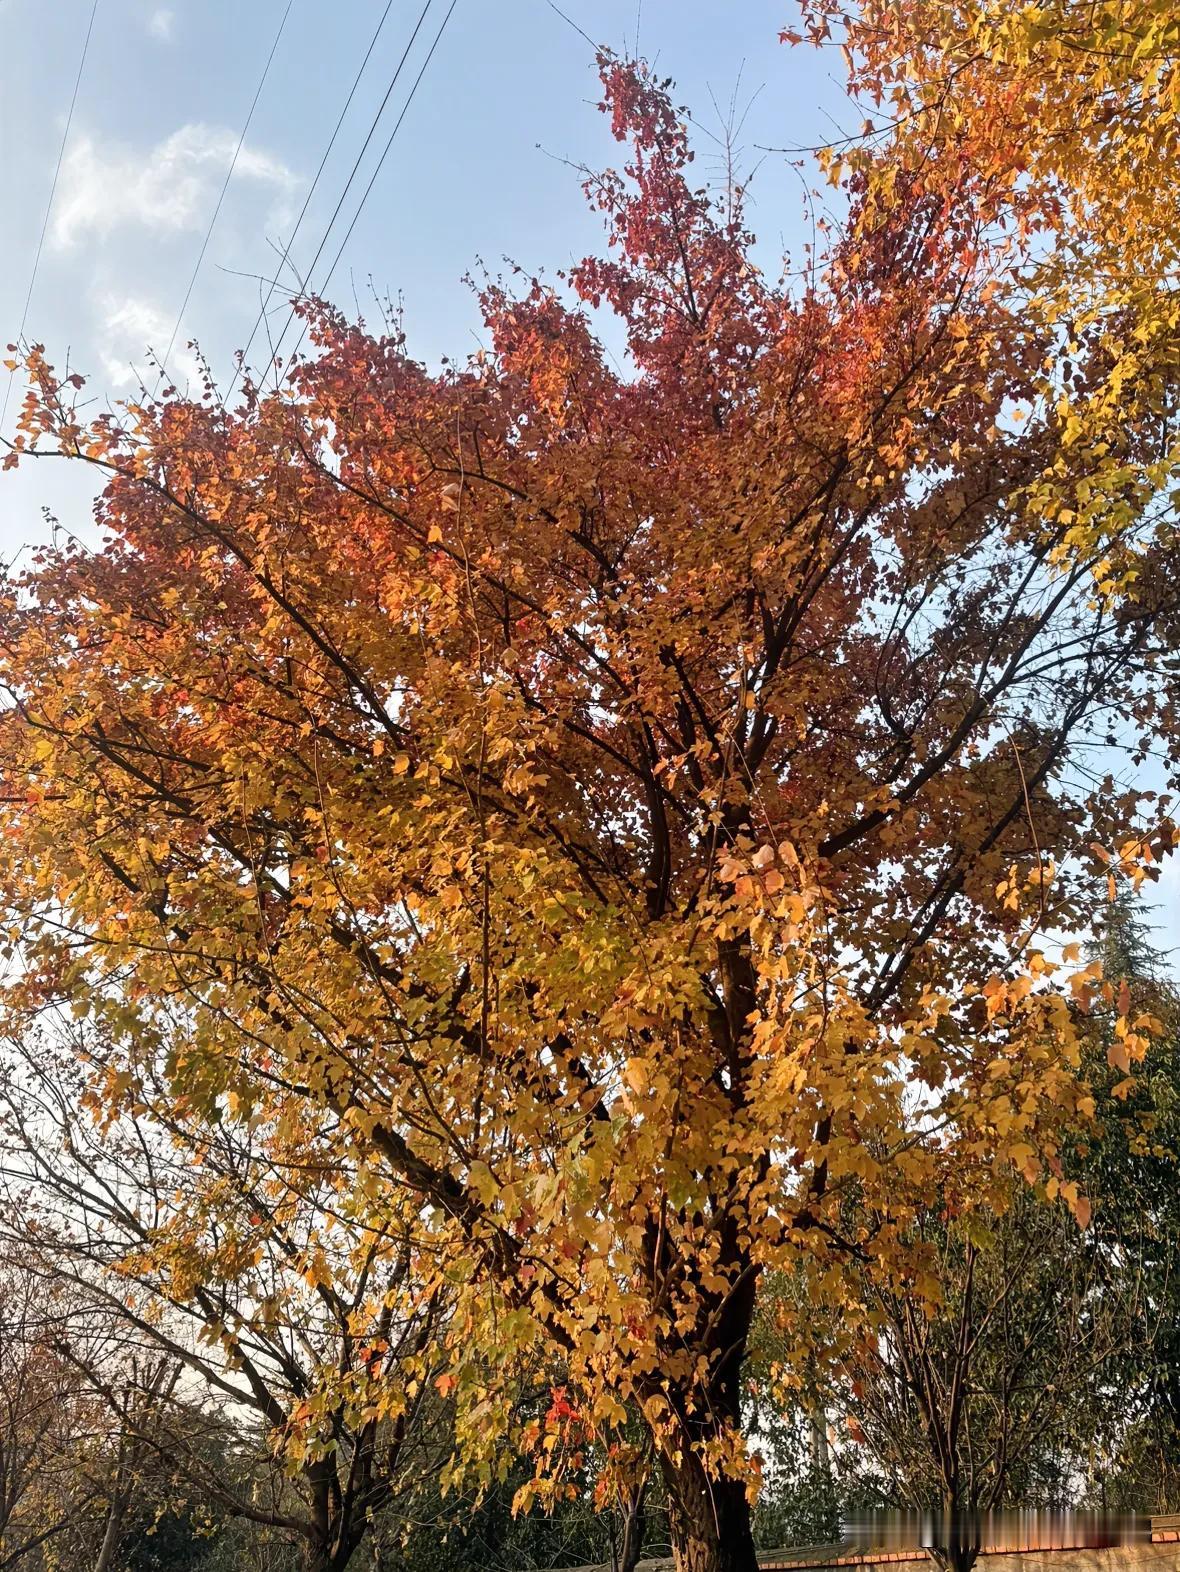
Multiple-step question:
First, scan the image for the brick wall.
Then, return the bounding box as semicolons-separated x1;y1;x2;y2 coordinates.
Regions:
758;1535;1178;1572
600;1526;1180;1572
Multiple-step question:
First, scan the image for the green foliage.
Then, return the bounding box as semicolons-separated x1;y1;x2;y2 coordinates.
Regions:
1072;894;1180;1508
121;1509;227;1572
365;1462;604;1571
753;1461;840;1552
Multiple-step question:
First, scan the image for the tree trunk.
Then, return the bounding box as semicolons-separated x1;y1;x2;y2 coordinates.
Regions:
929;1543;980;1572
618;1476;649;1572
928;1491;980;1572
810;1408;830;1477
300;1528;365;1572
301;1451;368;1572
945;1531;980;1572
659;1449;758;1572
92;1489;129;1572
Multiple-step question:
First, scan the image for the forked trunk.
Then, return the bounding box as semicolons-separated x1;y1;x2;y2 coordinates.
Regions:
303;1540;359;1572
927;1544;980;1572
940;1527;981;1572
617;1475;649;1572
302;1524;368;1572
926;1491;981;1572
660;1448;759;1572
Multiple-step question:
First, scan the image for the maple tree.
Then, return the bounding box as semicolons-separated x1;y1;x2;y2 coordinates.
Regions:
792;0;1180;632
791;0;1180;280
2;34;1180;1572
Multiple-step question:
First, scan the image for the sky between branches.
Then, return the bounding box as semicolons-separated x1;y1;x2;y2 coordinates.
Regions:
1;0;1176;946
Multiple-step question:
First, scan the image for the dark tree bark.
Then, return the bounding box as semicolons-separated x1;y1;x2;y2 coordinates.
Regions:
617;1471;649;1572
659;1448;758;1572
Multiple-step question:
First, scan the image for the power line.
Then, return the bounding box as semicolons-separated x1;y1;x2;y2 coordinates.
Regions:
314;0;461;306
2;0;100;435
281;0;460;379
226;0;399;404
264;0;439;386
155;0;295;393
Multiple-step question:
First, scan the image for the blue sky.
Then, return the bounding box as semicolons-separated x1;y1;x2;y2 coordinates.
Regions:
1;3;839;488
1;0;853;591
2;0;1176;948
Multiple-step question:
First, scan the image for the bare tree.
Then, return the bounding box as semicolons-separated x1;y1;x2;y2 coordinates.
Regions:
0;1026;448;1572
0;1267;112;1568
87;1355;182;1572
826;1193;1141;1572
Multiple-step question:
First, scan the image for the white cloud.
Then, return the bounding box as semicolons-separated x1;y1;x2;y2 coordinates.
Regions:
96;294;201;392
52;123;298;249
147;7;175;41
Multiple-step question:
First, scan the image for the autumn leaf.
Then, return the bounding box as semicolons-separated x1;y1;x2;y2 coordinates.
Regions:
0;37;1178;1572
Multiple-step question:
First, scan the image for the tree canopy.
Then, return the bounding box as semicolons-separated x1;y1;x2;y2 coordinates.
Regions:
2;23;1179;1572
